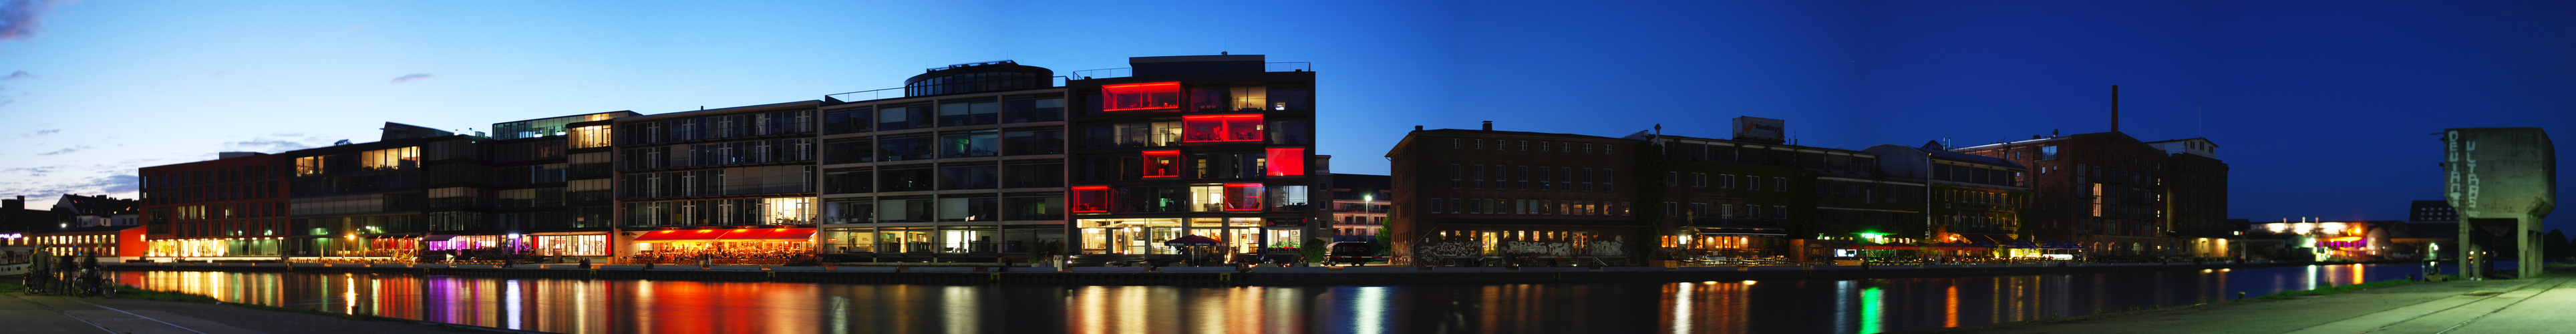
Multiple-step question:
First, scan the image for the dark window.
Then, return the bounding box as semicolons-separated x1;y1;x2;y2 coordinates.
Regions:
878;104;933;131
824;168;871;194
1004;163;1062;188
1003;196;1064;220
824;108;872;134
880;166;935;192
939;100;999;127
878;135;934;162
1003;98;1065;123
1004;129;1065;156
940;164;998;190
824;138;873;164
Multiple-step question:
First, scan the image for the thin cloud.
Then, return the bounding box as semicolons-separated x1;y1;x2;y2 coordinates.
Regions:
35;145;86;156
389;73;435;84
0;0;65;42
20;128;57;137
3;70;29;80
226;139;316;152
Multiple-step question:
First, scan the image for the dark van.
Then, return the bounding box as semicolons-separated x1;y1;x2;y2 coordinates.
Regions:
1325;242;1378;265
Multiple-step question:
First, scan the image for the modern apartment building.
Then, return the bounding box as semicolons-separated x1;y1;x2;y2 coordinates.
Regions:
416;112;637;259
612;101;822;262
1064;55;1321;264
280;123;447;258
812;60;1071;263
1327;173;1392;241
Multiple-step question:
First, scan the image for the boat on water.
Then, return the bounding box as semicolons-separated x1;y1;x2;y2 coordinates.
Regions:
0;246;30;277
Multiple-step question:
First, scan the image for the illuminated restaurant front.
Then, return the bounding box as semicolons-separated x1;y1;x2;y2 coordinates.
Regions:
625;227;818;264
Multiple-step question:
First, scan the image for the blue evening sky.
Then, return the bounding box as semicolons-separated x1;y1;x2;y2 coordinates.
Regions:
2;1;2569;231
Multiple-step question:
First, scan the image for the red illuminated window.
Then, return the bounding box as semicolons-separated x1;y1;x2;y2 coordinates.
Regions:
1265;148;1305;176
1072;186;1112;212
1101;82;1182;112
1224;183;1266;210
1142;150;1182;178
1182;114;1265;142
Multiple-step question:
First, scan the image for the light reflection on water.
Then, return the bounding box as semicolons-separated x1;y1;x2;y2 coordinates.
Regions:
115;263;2428;334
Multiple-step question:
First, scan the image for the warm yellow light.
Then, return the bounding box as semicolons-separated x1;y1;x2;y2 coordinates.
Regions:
1742;281;1758;285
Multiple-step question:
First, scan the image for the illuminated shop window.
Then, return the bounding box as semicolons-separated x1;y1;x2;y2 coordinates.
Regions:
1102;82;1182;112
1224;183;1266;211
1071;186;1112;213
1265;148;1305;176
1182;114;1265;142
1142;150;1182;178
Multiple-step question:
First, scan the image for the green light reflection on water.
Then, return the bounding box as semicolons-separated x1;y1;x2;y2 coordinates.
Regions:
1859;286;1883;334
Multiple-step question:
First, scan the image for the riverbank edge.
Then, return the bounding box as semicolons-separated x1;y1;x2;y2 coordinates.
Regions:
3;281;541;333
99;261;2364;285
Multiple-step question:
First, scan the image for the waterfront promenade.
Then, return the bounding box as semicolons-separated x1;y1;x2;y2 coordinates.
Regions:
1905;267;2575;334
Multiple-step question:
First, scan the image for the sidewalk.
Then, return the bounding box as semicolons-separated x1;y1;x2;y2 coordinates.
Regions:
0;293;493;333
1903;272;2575;333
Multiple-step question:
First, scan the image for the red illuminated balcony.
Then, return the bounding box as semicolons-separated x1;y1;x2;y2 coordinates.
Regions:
1101;81;1182;112
1182;114;1264;142
1072;186;1113;213
1265;148;1304;176
1142;150;1181;178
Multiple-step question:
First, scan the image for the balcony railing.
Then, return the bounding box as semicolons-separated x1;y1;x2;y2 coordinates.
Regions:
824;77;1071;104
1070;62;1313;80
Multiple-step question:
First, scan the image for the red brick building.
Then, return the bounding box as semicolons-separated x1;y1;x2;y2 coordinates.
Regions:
138;152;293;259
1386;124;1640;265
1953;132;2191;257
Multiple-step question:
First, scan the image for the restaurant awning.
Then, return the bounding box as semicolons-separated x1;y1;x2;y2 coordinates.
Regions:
633;229;730;242
719;228;817;241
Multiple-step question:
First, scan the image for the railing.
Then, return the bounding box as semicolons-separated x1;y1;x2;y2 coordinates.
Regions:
824;88;903;104
1070;63;1313;80
822;77;1072;104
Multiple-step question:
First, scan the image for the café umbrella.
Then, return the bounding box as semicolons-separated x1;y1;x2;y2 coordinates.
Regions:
1164;235;1222;265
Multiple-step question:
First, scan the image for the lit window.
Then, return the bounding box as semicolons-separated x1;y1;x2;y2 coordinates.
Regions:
1181;114;1265;142
1142;151;1182;178
1071;186;1112;212
1102;82;1182;112
1265;148;1305;176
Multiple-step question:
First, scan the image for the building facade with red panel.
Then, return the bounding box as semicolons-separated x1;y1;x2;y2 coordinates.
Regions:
138;152;293;259
1064;55;1321;265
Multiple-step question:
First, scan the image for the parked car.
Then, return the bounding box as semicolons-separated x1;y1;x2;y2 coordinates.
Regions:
1325;242;1380;265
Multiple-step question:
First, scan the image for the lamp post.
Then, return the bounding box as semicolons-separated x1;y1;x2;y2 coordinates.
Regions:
2233;230;2244;264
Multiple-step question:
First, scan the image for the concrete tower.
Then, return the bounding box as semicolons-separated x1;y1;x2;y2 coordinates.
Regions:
2442;128;2554;279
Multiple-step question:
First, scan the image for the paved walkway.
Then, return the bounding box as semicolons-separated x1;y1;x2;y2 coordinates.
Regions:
1905;271;2576;333
0;293;491;333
